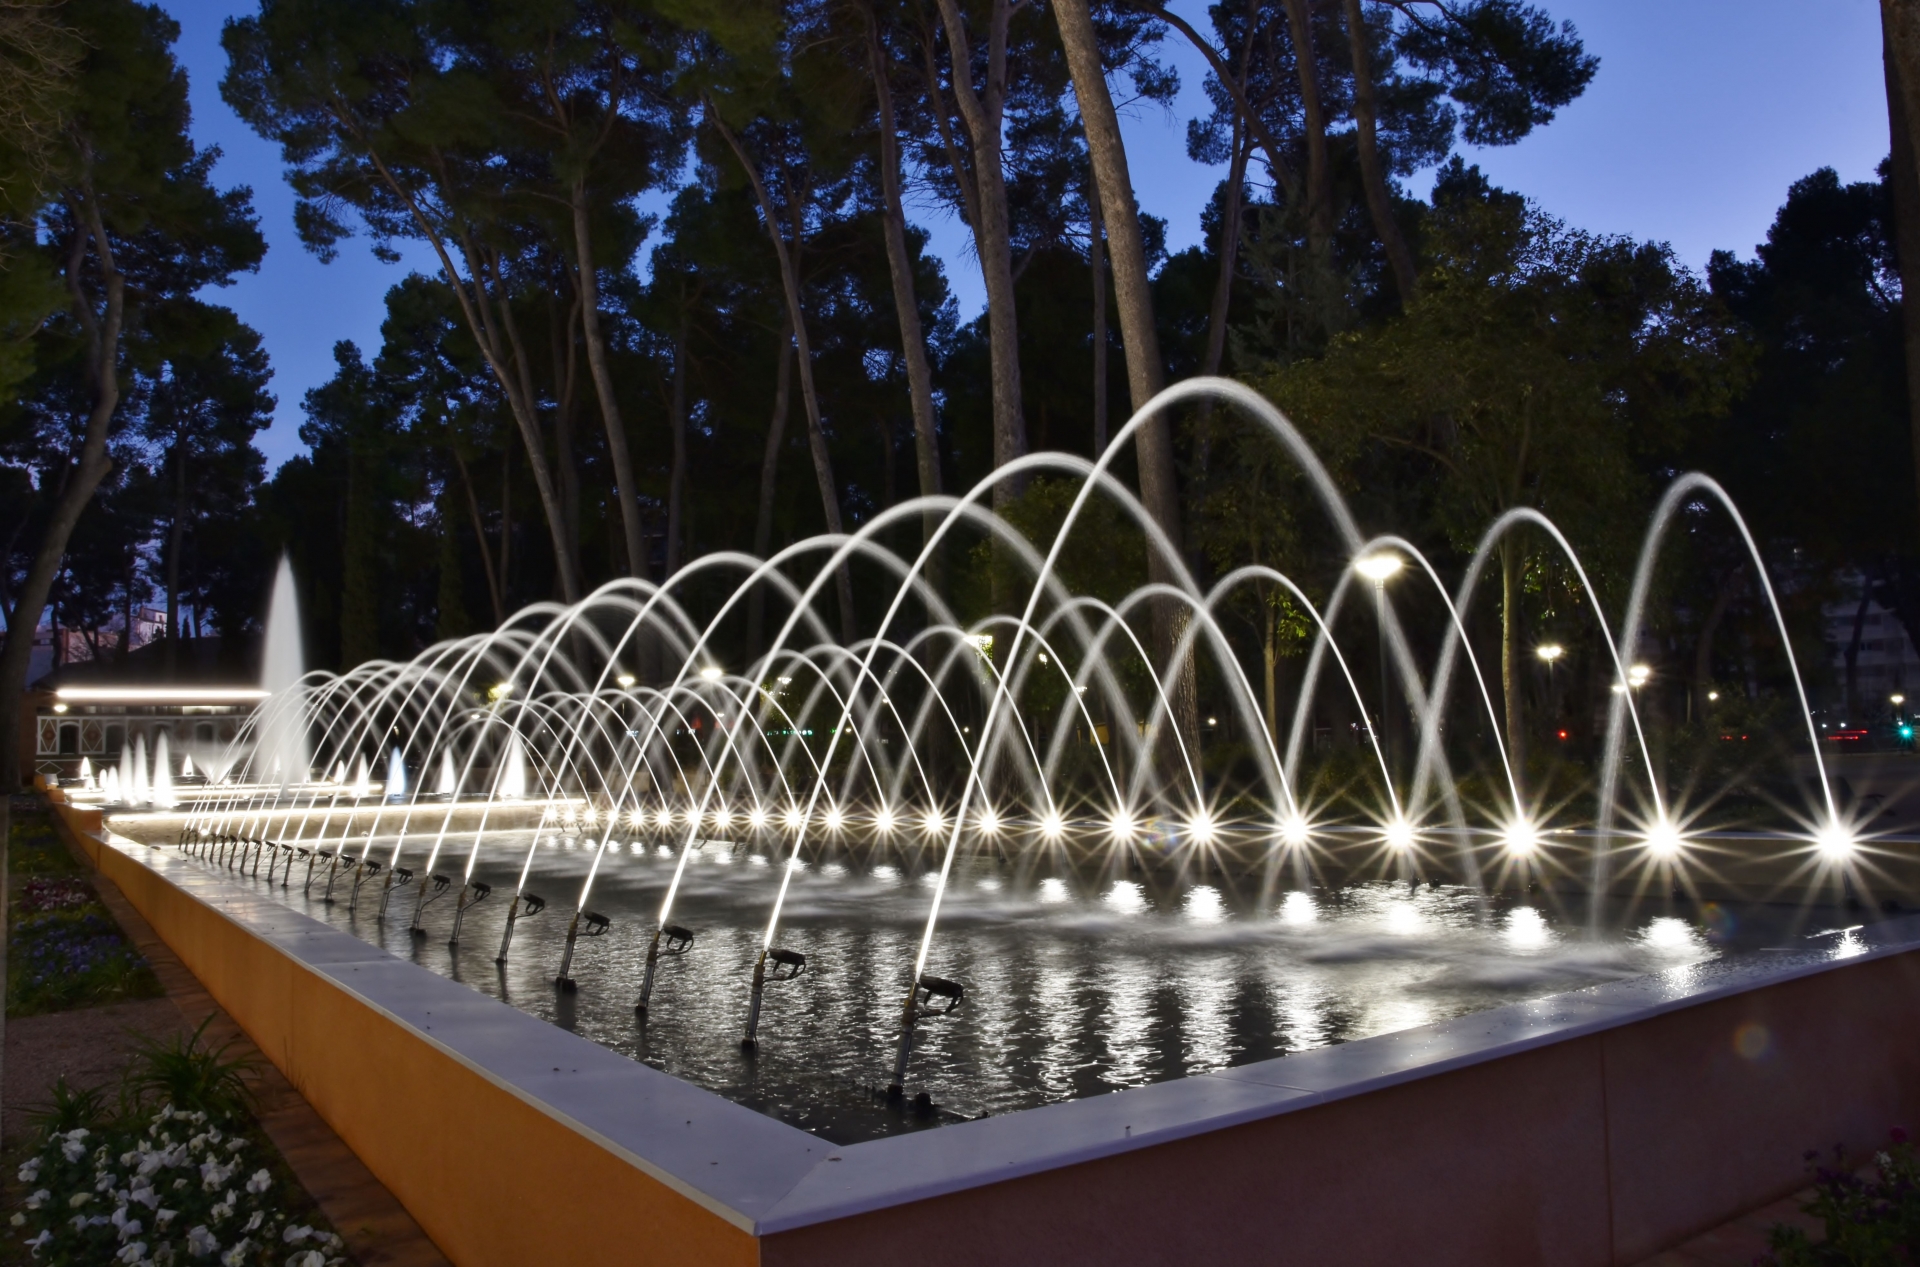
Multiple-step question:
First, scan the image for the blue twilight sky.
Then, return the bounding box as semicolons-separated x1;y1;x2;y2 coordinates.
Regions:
161;0;1890;471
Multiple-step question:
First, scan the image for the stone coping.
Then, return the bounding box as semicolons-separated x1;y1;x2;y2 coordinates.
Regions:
98;829;1920;1237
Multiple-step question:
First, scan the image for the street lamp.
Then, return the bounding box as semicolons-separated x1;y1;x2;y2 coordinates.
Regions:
1535;643;1564;664
1355;552;1403;771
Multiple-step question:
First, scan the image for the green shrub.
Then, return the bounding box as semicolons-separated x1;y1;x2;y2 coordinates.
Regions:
1765;1130;1920;1265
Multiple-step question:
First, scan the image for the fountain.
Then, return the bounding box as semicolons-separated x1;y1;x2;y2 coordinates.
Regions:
86;379;1909;1145
259;553;310;787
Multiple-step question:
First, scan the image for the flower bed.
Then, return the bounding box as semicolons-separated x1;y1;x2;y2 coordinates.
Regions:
8;1021;348;1267
6;816;162;1016
12;1106;347;1267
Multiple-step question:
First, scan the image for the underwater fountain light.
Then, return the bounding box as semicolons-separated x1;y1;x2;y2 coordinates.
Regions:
700;666;723;681
748;807;769;831
1040;810;1065;840
1642;816;1685;859
627;808;645;829
784;804;805;831
1109;809;1136;840
977;806;1001;835
654;807;673;827
1815;820;1857;862
874;805;897;834
616;674;636;688
1188;813;1217;844
824;806;845;833
713;806;733;829
1355;553;1404;583
1279;814;1312;848
1502;817;1539;857
1383;816;1416;852
922;809;946;834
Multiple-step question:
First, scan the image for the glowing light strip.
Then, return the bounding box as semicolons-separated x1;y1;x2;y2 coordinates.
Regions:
54;687;270;703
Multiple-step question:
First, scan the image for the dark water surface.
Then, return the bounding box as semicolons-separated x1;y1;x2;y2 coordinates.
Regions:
180;829;1873;1143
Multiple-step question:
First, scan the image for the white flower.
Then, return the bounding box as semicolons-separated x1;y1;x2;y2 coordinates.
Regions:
245;1210;265;1233
67;1127;92;1142
117;1241;149;1264
282;1224;312;1244
174;1177;189;1190
246;1169;272;1195
130;1183;159;1210
18;1156;41;1181
25;1187;49;1209
156;1208;179;1228
187;1223;221;1256
24;1230;52;1252
112;1205;144;1240
285;1251;327;1267
97;1170;121;1191
227;1139;244;1153
220;1239;254;1266
62;1137;88;1162
8;1212;23;1227
212;1201;235;1223
70;1191;93;1208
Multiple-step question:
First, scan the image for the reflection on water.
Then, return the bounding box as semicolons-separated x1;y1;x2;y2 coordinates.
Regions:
181;832;1861;1143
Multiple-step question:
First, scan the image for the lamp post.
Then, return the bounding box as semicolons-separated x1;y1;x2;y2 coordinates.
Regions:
1355;553;1404;770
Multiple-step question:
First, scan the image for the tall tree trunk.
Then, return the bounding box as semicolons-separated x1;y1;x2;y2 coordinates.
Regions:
867;5;945;529
572;185;651;583
549;293;583;574
1054;0;1197;748
165;446;185;676
709;106;857;642
451;449;505;626
666;317;689;576
1195;126;1250;483
340;448;378;667
1282;0;1333;256
934;0;1028;512
1341;0;1418;303
0;190;122;792
360;150;579;601
498;444;512;607
1883;2;1920;546
1089;178;1109;456
1693;564;1743;721
749;316;795;656
1501;541;1525;785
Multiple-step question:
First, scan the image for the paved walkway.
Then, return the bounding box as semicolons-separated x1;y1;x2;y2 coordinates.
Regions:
67;842;452;1267
1631;1190;1823;1266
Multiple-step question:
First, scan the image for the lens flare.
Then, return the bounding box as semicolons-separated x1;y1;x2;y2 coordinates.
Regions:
1642;817;1685;859
1188;813;1217;844
977;806;1000;835
1279;814;1312;848
783;805;805;831
922;809;945;835
1040;810;1065;840
747;807;768;831
824;807;845;833
1383;816;1415;851
1502;817;1538;857
1814;819;1857;862
1109;809;1136;840
874;805;897;835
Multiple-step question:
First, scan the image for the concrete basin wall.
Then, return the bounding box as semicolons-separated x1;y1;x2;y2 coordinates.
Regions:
46;794;1920;1266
